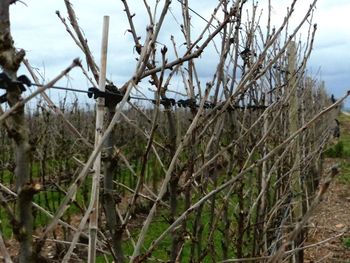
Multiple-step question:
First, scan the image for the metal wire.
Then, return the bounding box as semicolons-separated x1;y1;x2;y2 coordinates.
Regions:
1;78;268;110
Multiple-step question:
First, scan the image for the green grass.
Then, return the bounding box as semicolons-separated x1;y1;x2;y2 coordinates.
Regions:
338;160;350;184
324;141;346;158
0;169;13;184
0;212;13;238
325;113;350;157
120;200;237;262
342;237;350;249
0;160;93;238
96;197;239;262
96;255;113;263
324;113;350;184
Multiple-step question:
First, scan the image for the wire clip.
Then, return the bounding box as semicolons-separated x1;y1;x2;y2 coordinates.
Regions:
87;84;127;107
151;98;176;107
0;72;32;103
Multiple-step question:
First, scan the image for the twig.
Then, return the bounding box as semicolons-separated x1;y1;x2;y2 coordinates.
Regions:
64;0;99;82
0;231;13;263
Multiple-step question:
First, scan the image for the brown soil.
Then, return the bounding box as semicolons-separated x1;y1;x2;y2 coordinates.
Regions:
304;167;350;262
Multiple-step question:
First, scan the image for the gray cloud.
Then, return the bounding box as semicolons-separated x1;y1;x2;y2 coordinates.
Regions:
7;0;350;107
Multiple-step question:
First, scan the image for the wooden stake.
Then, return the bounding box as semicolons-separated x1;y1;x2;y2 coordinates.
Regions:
287;41;304;263
88;15;109;263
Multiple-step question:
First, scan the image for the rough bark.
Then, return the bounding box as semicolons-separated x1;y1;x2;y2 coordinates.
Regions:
0;2;33;262
103;104;124;263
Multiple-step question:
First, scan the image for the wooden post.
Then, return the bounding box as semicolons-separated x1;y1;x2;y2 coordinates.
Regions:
260;111;269;252
88;15;109;263
287;41;303;263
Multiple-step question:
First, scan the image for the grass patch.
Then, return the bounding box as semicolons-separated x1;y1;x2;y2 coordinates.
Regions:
338;113;350;183
324;141;345;158
342;237;350;249
0;169;13;184
338;160;350;184
324;113;350;183
0;211;13;239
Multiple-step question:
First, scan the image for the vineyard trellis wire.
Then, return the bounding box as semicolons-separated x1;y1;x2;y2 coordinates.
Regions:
0;72;270;110
0;0;347;262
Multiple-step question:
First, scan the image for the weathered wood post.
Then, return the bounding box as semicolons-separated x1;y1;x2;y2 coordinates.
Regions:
287;41;303;263
88;15;109;263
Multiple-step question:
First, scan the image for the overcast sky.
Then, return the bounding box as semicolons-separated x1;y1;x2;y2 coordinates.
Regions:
7;0;350;107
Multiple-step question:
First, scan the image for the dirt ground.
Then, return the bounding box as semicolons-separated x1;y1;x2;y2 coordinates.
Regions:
303;113;350;262
304;166;350;262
